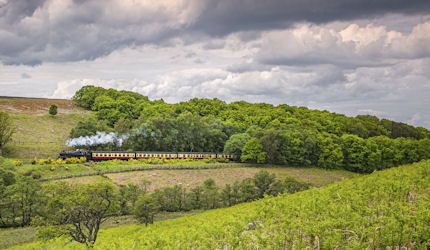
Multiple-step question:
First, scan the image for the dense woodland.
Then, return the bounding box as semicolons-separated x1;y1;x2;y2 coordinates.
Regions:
70;86;430;173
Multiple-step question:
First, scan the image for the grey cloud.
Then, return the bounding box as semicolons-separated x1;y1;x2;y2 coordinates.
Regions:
0;0;46;24
191;0;430;36
21;72;31;79
2;0;430;65
202;40;226;50
255;22;430;69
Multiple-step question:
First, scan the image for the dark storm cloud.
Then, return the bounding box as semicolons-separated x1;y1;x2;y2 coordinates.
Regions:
191;0;430;36
0;0;46;24
1;0;430;65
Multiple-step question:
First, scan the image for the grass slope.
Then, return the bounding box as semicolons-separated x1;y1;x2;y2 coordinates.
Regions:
3;113;91;159
13;160;430;249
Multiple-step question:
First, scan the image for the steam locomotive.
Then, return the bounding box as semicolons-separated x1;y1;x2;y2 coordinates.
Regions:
59;150;236;161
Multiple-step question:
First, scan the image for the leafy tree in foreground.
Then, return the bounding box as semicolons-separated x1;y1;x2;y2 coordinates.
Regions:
134;193;160;227
38;182;118;247
48;104;57;116
0;112;15;155
253;170;276;198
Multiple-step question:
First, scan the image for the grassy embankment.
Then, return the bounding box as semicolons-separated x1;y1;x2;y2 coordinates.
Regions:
0;97;89;160
4;113;90;160
11;160;430;249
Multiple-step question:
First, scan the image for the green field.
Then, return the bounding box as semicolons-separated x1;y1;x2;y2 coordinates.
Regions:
3;113;91;159
11;160;429;249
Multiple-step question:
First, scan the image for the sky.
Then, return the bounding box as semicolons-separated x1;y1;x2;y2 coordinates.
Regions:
1;0;430;128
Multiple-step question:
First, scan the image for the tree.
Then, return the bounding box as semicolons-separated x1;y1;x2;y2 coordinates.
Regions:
114;117;134;134
283;177;311;193
118;183;144;215
48;104;57;116
241;138;266;163
134;193;160;227
202;178;218;209
253;170;276;198
0;112;15;155
259;129;286;164
69;117;110;138
317;134;344;169
38;182;118;247
239;178;257;202
8;176;42;227
223;133;250;155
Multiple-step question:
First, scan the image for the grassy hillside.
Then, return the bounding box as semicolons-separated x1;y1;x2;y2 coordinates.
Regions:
0;97;90;159
3;113;91;159
12;160;430;249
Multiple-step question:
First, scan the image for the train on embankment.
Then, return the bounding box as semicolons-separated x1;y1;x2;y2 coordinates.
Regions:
59;150;236;161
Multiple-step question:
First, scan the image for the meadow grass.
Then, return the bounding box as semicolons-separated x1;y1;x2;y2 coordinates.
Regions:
1;211;204;249
11;160;429;249
3;113;91;159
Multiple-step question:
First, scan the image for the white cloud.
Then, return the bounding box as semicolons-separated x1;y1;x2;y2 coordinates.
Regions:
257;21;430;67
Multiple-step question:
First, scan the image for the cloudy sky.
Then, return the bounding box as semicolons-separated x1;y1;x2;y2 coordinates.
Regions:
1;0;430;128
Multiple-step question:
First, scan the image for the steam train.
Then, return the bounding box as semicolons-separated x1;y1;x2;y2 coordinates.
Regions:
59;150;236;161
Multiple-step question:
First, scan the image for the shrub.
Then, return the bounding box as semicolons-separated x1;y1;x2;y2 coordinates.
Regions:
56;158;65;165
49;104;58;116
65;157;83;164
13;160;23;166
32;171;42;179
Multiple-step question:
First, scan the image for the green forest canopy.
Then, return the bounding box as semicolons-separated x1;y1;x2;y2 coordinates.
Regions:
70;86;430;173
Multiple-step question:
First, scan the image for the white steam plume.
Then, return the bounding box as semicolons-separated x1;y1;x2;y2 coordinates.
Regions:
66;132;129;147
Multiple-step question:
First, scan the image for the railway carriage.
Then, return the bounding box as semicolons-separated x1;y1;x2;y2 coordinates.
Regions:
59;150;236;161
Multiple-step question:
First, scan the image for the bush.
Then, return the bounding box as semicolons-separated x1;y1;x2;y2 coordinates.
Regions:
37;158;55;165
13;160;23;166
48;104;58;116
23;169;42;179
65;157;85;164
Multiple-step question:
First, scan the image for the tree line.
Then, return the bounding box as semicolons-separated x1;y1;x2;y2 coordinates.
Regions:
70;86;430;173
